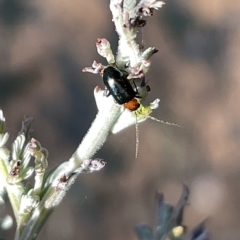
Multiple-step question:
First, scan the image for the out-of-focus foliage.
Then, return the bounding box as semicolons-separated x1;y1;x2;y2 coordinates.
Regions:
135;186;209;240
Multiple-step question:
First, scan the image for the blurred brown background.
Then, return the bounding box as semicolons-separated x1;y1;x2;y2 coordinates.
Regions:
1;0;240;239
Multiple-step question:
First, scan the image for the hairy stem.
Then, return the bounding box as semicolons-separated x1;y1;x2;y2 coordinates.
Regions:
17;100;122;240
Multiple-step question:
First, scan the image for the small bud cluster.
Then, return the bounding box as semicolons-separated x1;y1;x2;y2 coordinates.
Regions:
0;114;49;225
56;158;106;192
45;159;106;209
0;110;107;236
7;134;34;185
83;0;164;76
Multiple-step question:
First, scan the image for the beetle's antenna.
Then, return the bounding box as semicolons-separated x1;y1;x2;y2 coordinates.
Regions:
135;113;139;158
148;116;183;128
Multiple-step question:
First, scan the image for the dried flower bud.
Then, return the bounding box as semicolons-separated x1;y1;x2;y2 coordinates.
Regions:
87;159;106;172
28;138;42;155
82;60;104;74
96;38;115;64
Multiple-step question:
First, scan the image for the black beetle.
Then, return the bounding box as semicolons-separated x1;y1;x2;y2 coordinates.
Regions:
103;65;139;105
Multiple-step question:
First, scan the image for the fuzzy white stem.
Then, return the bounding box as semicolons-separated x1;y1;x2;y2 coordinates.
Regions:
17;93;122;240
66;89;122;173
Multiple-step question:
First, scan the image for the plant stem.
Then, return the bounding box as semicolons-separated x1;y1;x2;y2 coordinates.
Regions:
17;100;122;240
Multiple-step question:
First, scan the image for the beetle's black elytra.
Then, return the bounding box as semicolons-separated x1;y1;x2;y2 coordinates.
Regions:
103;65;139;105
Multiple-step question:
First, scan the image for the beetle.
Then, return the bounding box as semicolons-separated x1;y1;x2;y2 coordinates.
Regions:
103;65;140;106
102;65;146;157
103;65;162;157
